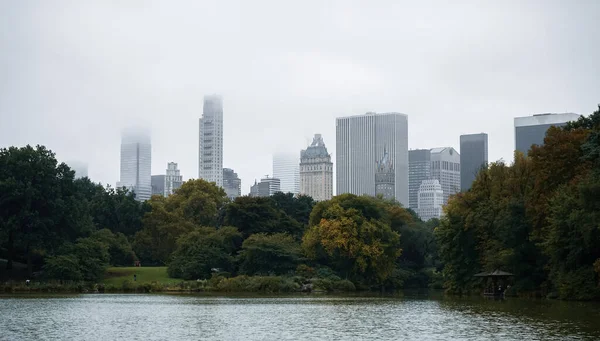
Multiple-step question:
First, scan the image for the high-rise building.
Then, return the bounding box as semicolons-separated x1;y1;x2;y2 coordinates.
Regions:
165;162;183;196
430;147;460;205
300;134;333;201
408;149;431;210
67;161;88;179
417;179;444;221
249;176;281;197
151;175;165;197
336;112;409;206
514;113;580;156
460;133;488;191
272;153;300;194
199;95;224;187
117;128;152;201
375;147;395;200
223;168;241;200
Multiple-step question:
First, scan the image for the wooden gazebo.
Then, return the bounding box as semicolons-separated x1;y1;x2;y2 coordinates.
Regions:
474;269;514;297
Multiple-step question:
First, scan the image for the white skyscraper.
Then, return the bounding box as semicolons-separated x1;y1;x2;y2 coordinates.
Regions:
165;162;183;196
430;147;461;205
199;95;224;187
336;112;409;206
417;179;444;221
273;153;300;194
117;128;152;201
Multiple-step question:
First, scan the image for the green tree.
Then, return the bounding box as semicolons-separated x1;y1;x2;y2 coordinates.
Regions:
90;229;136;266
270;192;315;226
303;197;401;287
168;226;242;280
238;233;301;275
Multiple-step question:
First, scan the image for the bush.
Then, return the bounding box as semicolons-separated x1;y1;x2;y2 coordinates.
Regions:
238;233;301;276
43;255;83;281
214;275;299;293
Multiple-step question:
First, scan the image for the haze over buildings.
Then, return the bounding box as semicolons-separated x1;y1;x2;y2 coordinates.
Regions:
272;153;300;194
117;128;152;201
336;112;409;206
67;161;88;179
199;95;224;187
1;2;599;194
514;113;581;156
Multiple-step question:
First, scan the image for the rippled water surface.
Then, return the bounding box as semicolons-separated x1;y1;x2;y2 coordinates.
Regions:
1;294;600;340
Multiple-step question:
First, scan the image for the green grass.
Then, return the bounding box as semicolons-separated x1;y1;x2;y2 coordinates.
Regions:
103;267;183;286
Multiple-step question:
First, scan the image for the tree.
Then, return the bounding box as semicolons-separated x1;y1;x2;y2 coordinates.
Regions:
0;145;91;274
90;229;136;266
303;198;401;287
167;226;242;280
223;196;304;238
270;192;315;226
238;233;301;275
165;179;229;227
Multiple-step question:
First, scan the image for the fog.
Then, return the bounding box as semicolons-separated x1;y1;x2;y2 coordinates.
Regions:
1;0;599;193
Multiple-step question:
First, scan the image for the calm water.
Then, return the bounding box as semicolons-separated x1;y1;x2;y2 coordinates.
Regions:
1;294;600;340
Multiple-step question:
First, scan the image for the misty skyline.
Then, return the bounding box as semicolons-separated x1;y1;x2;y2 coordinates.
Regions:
1;1;599;194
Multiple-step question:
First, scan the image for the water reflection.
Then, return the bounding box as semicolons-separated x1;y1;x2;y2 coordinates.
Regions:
1;294;599;340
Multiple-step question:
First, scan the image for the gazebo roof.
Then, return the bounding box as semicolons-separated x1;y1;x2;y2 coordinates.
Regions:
474;269;514;277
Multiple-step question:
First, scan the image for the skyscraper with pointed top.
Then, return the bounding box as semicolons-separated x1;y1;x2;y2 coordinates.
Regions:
300;134;333;201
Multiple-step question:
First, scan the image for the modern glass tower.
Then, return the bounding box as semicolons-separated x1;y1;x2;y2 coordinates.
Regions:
460;133;488;191
336;112;409;207
273;153;300;194
408;149;431;210
199;95;224;187
514;113;580;156
117;128;152;201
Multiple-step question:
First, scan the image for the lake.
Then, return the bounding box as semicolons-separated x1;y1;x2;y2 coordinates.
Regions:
1;294;600;340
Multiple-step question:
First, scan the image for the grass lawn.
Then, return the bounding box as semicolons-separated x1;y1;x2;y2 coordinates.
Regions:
103;267;183;286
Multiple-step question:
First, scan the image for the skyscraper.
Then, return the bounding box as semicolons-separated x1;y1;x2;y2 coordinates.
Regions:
223;168;241;200
165;162;183;196
151;175;165;197
430;147;460;205
249;176;280;197
375;148;395;200
460;133;488;191
336;112;409;206
272;153;300;194
300;134;333;201
408;149;431;210
514;113;580;156
417;179;444;221
199;95;224;187
117;128;152;201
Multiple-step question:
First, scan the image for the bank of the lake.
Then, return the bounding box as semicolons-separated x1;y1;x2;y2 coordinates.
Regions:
2;294;600;340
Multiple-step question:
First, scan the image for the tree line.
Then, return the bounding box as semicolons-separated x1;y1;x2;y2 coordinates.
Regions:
0;147;439;291
2;105;598;298
436;105;600;300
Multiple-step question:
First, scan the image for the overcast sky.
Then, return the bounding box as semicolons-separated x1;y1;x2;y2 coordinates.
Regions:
1;0;599;194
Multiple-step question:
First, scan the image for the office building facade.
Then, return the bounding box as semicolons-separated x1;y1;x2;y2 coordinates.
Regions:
273;153;300;194
117;128;152;201
199;95;224;187
514;113;580;156
165;162;183;196
300;134;333;201
223;168;242;200
336;112;409;206
408;149;431;210
430;147;460;205
417;179;444;221
151;175;165;197
249;176;281;197
460;133;488;191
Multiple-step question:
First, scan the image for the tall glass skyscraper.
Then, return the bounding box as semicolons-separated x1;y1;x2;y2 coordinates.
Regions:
514;113;580;156
199;95;224;187
273;152;300;195
117;128;152;201
408;149;431;210
336;112;409;207
460;133;488;191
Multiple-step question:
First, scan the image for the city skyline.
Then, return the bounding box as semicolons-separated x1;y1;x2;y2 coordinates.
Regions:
2;2;598;195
